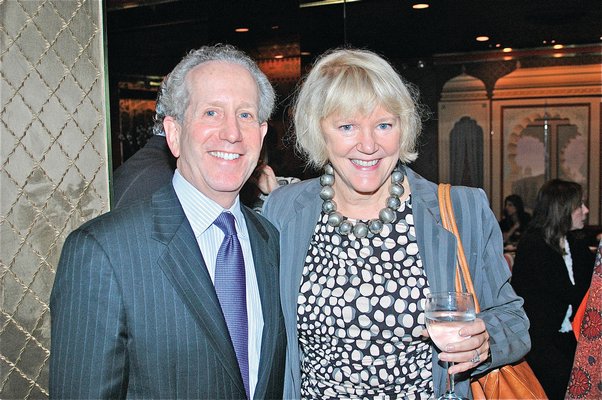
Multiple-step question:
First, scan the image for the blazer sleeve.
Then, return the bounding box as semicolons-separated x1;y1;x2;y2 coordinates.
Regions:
454;188;531;373
49;228;128;399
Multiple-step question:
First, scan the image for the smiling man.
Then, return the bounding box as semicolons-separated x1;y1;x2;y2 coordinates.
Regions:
50;45;285;399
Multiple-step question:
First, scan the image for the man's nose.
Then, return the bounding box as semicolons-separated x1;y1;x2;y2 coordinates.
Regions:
220;113;243;142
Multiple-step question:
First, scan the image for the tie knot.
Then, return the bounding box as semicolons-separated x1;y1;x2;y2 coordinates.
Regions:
214;212;237;236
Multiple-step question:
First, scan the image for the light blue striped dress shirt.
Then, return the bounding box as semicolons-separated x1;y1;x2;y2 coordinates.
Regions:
172;170;264;398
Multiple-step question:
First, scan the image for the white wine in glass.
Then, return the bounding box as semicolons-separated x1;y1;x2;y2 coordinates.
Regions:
425;292;476;400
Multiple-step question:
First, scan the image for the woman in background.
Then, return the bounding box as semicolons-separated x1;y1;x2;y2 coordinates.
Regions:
499;194;531;246
511;179;594;400
263;48;530;399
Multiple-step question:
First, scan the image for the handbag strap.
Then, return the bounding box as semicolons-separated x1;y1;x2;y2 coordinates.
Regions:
437;183;481;313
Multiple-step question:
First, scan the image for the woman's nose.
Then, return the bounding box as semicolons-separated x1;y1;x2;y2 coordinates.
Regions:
356;130;378;154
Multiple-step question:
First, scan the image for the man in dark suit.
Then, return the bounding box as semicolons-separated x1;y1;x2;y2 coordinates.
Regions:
111;132;176;208
112;82;177;209
50;44;285;399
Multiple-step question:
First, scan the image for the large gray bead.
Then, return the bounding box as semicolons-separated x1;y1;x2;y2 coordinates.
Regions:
391;170;404;183
390;183;404;197
328;211;343;227
353;222;369;238
320;185;334;200
322;200;337;214
324;164;334;175
320;174;335;186
338;220;353;235
368;219;384;234
387;196;401;210
379;207;396;223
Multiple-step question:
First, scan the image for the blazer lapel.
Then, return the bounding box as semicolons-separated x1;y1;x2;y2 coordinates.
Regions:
151;186;245;394
281;181;322;338
242;207;280;399
407;168;457;292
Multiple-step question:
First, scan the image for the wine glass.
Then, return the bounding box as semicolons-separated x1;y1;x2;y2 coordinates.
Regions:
425;291;476;400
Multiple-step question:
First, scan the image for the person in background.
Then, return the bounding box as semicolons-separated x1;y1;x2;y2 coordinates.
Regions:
112;81;176;209
565;240;601;400
499;194;531;247
263;48;530;399
241;128;301;212
50;44;285;399
511;179;594;400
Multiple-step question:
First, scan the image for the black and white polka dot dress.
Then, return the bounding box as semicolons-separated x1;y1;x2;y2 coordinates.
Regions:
297;196;433;399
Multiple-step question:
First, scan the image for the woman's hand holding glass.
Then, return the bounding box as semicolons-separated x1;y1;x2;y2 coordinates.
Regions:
437;317;490;374
423;301;490;374
425;292;490;399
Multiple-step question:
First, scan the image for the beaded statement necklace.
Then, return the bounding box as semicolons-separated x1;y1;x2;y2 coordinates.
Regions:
319;163;406;238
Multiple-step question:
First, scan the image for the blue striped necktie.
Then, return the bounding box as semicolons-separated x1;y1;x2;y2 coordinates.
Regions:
214;212;249;398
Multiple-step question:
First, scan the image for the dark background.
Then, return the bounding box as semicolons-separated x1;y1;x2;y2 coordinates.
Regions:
105;0;602;181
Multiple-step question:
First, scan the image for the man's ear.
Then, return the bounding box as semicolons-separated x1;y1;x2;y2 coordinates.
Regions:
259;122;268;142
164;116;181;158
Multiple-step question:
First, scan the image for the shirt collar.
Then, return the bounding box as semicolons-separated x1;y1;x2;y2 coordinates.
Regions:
172;169;248;239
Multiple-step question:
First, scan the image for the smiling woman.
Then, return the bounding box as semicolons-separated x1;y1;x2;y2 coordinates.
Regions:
263;47;530;399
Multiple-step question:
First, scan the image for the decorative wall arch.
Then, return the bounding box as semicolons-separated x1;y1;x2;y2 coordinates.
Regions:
449;116;484;188
502;107;588;211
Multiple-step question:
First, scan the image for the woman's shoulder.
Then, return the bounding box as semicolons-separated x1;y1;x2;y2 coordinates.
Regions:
448;184;491;213
515;230;549;254
262;178;320;218
269;178;319;200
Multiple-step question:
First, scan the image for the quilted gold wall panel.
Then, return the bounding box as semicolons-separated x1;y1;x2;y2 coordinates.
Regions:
0;1;109;398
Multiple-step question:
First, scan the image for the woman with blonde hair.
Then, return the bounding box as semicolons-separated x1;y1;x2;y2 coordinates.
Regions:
263;48;530;399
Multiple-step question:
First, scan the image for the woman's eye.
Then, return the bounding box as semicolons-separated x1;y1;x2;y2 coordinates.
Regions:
339;124;353;132
377;123;392;130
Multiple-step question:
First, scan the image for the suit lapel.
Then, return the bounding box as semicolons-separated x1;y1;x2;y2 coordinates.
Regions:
242;207;279;399
407;169;457;292
282;182;322;337
151;186;245;394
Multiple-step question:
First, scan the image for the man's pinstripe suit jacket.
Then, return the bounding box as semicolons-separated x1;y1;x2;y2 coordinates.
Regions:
49;185;285;399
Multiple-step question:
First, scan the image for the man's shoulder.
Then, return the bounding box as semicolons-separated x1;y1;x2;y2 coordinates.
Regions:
242;204;278;237
75;198;154;239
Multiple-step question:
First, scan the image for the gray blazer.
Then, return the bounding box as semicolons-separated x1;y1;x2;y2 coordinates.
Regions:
50;185;285;399
262;167;530;399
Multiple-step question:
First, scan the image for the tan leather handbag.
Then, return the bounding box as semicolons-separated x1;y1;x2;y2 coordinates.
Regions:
438;183;548;399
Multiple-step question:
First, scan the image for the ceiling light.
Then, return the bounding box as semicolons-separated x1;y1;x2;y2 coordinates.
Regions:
476;36;489;42
300;0;361;8
301;51;311;56
553;44;564;49
412;3;429;9
502;47;512;53
235;28;249;33
274;55;284;59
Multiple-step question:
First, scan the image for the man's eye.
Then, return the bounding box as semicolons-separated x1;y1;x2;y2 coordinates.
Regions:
205;110;217;117
240;112;252;119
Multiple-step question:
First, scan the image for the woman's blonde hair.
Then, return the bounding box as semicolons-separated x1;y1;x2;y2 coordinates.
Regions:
293;48;424;169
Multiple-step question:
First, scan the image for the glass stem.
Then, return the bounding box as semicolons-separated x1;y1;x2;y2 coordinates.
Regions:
448;362;456;394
